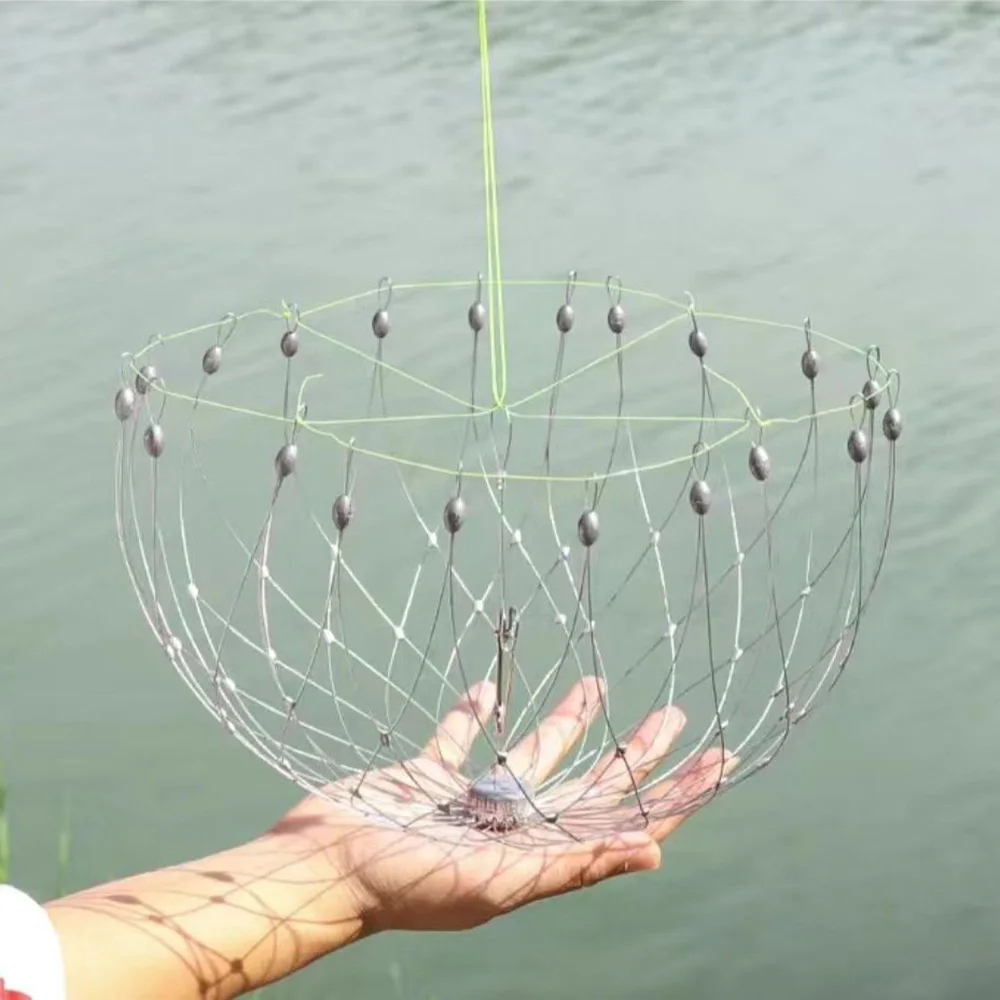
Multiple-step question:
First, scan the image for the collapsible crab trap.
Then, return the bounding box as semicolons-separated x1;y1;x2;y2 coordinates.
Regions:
112;4;901;845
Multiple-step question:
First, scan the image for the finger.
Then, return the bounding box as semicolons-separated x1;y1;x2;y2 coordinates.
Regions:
424;680;496;769
549;704;686;810
642;747;738;841
504;676;605;784
592;705;687;798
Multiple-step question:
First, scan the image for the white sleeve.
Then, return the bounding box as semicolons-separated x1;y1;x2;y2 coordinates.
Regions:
0;885;66;1000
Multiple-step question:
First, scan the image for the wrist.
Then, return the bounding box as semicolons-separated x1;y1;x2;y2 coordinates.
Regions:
266;792;392;941
249;825;374;952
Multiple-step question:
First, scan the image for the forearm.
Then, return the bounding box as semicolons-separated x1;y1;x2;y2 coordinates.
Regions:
46;827;369;1000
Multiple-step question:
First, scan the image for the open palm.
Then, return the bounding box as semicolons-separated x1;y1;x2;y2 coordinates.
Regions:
275;676;735;935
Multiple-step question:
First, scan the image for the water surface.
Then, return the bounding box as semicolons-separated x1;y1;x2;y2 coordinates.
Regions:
1;3;998;998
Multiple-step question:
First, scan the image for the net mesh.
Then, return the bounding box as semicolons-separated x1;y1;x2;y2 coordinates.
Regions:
113;275;901;845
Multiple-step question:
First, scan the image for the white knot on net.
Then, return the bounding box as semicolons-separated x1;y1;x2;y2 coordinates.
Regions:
112;275;902;847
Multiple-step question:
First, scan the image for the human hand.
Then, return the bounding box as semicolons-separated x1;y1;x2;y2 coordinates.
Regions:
273;676;736;936
45;676;735;1000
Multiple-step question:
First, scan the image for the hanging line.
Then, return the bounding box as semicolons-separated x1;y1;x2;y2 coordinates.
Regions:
478;0;508;408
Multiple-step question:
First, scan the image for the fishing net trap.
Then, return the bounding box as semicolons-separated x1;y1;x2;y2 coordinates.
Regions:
112;2;902;847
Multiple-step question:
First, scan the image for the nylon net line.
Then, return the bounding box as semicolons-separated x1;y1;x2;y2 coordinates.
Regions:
112;274;902;847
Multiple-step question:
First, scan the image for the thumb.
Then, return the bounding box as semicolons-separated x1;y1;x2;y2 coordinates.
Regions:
532;832;661;903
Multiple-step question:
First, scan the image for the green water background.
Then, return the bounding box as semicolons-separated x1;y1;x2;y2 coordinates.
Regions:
1;3;998;998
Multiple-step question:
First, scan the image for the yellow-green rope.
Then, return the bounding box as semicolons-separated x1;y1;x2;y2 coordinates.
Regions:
478;0;508;408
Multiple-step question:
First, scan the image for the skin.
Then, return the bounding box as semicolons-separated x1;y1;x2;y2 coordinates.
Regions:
46;676;735;1000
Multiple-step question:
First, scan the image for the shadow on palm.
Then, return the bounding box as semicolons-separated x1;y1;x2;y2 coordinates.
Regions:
275;675;736;933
